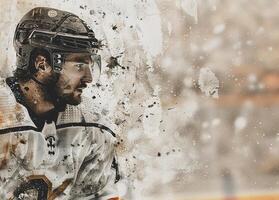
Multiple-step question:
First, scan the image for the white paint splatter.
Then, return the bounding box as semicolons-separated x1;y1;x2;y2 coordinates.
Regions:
180;0;198;22
213;23;226;34
234;116;247;131
198;67;219;98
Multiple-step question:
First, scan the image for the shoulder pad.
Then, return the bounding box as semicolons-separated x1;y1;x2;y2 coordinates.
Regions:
0;81;35;132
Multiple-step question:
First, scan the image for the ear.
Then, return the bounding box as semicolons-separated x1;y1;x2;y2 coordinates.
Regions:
34;55;51;72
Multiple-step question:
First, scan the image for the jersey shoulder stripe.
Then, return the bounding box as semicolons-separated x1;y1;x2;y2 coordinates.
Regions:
56;122;116;137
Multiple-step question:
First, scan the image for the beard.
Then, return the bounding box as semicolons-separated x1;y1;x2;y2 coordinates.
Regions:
53;80;86;107
42;70;88;109
43;77;83;111
58;90;82;106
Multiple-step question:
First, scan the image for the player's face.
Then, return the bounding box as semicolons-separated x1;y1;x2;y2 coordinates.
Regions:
55;53;93;105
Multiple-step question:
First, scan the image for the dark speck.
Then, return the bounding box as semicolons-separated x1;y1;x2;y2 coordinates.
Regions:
157;152;161;157
19;139;26;144
106;56;121;69
209;90;216;95
63;155;68;161
112;25;117;30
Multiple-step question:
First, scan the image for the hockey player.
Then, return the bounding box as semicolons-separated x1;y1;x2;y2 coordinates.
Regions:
0;7;120;200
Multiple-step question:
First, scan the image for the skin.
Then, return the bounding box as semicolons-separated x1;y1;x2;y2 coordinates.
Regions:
19;53;93;116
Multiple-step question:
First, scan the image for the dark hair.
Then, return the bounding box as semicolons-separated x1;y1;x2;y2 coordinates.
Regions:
14;48;51;81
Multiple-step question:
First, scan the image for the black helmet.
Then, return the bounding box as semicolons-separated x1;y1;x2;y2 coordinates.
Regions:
14;7;101;77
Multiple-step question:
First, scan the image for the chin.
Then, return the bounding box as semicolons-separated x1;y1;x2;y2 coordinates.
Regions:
61;93;82;106
68;97;82;105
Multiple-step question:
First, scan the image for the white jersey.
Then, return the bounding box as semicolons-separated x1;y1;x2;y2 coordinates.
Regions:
0;79;119;200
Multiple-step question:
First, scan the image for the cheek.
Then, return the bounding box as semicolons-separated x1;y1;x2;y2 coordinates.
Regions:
56;72;82;91
56;75;70;90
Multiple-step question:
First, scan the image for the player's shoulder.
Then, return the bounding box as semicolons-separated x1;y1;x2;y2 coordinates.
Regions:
0;78;35;132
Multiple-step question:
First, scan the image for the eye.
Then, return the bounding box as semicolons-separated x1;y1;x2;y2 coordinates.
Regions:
75;63;84;71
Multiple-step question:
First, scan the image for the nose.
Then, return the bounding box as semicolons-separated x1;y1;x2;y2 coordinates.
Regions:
82;65;93;83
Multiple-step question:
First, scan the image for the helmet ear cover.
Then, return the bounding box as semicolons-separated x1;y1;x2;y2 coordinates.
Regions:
52;52;63;72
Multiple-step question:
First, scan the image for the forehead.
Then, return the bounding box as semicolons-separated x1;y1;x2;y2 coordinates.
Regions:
64;53;92;64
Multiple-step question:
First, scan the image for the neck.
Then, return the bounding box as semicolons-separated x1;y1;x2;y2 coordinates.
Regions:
19;78;56;116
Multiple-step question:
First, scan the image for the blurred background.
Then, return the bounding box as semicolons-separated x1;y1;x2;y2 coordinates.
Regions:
1;0;279;199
